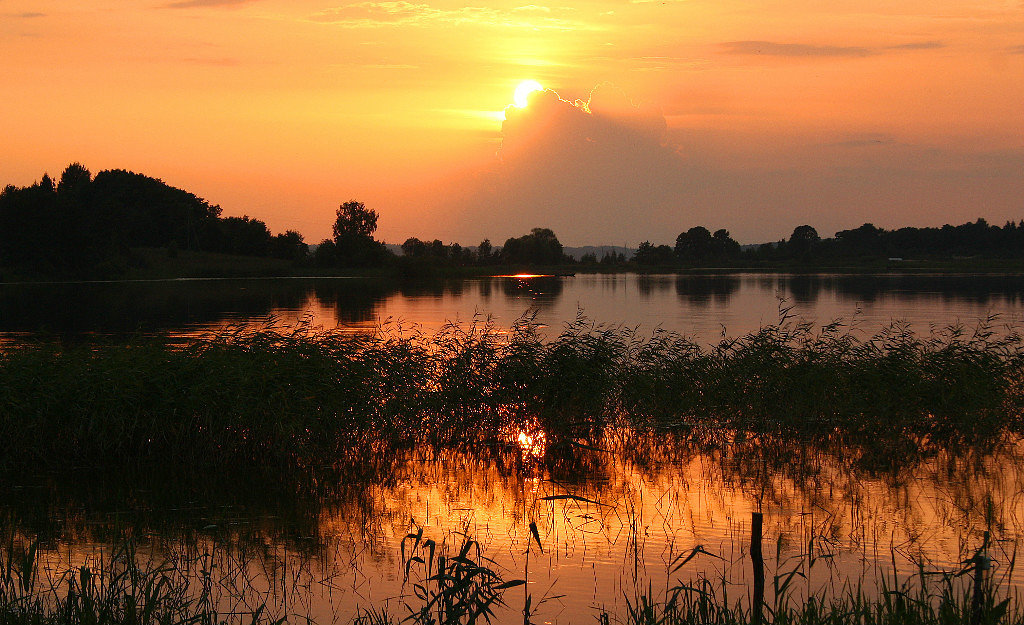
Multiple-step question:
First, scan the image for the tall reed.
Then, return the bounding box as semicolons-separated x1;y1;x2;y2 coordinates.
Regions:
1;314;1022;479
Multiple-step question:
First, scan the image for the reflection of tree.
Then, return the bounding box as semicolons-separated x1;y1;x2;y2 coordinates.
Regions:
826;274;1024;305
0;279;311;341
636;275;673;299
674;275;740;306
786;274;823;303
311;278;394;325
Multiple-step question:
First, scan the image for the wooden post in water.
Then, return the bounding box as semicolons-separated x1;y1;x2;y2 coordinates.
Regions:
751;512;765;625
971;530;991;625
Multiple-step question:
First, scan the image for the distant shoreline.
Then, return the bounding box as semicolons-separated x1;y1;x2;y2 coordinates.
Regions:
6;249;1024;285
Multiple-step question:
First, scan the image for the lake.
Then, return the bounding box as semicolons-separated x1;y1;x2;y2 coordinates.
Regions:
4;272;1024;343
2;271;1023;623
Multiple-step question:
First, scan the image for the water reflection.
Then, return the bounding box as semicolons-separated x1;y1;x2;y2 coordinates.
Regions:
675;275;741;306
498;275;563;306
3;433;1021;623
3;272;1024;343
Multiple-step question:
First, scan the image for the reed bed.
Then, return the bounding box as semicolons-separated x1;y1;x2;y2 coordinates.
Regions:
1;313;1023;478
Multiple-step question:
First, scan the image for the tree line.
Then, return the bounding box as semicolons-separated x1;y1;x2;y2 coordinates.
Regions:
628;220;1024;268
3;164;1023;278
0;164;572;277
0;164;309;276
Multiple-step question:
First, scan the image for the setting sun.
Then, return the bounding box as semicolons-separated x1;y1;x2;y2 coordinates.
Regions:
513;80;544;108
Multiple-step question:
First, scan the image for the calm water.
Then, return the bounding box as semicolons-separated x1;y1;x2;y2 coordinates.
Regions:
3;272;1024;343
7;437;1023;623
3;272;1024;622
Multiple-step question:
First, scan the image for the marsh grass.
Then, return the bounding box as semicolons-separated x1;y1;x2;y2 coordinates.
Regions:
2;516;1021;625
1;312;1023;479
599;544;1022;625
0;534;287;625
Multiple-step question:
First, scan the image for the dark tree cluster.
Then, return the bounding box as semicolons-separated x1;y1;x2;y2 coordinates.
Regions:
621;227;741;267
499;228;566;265
8;163;1022;279
747;219;1024;265
0;164;308;277
642;219;1024;268
399;237;477;266
313;201;388;267
395;229;570;270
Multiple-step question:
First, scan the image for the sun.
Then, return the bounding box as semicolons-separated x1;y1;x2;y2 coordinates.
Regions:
513;80;544;108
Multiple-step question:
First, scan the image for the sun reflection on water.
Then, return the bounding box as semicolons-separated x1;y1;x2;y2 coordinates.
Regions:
515;428;547;459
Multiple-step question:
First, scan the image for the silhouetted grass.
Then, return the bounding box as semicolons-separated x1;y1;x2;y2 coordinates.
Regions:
5;530;1019;625
1;313;1023;479
0;537;286;625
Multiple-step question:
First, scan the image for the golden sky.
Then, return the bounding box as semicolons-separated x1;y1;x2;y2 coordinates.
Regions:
2;0;1022;245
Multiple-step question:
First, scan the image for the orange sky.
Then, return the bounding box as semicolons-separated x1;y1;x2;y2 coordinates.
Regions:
2;0;1022;246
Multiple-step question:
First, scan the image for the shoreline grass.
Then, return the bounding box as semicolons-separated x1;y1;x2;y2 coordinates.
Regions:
2;531;1020;625
1;314;1023;480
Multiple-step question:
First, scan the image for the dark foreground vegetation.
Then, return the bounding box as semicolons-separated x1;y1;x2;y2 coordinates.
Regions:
3;314;1024;623
5;163;1024;280
1;529;1019;625
2;313;1022;482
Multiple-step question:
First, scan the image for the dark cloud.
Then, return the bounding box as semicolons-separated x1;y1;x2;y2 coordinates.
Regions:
886;41;944;50
13;12;46;18
161;0;256;8
721;40;875;57
1010;45;1024;54
826;133;898;148
720;40;945;58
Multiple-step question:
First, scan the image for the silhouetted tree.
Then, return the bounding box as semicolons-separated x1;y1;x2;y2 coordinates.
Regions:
270;230;308;260
675;227;713;264
89;169;222;251
332;201;387;266
788;225;820;260
500;228;564;265
218;216;272;256
836;223;883;255
477;239;493;264
633;241;676;266
711;229;741;261
313;239;337;266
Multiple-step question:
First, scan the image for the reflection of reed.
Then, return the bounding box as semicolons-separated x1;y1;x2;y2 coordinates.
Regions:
3;314;1024;621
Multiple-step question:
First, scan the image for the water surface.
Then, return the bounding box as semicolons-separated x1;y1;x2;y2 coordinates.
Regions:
4;272;1024;343
3;271;1023;622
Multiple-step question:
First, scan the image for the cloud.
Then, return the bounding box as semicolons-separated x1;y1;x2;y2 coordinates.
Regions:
407;81;1024;248
824;133;898;148
1010;45;1024;54
721;41;875;57
161;0;257;8
720;40;948;60
886;41;944;50
438;84;693;243
11;12;46;18
311;2;579;29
